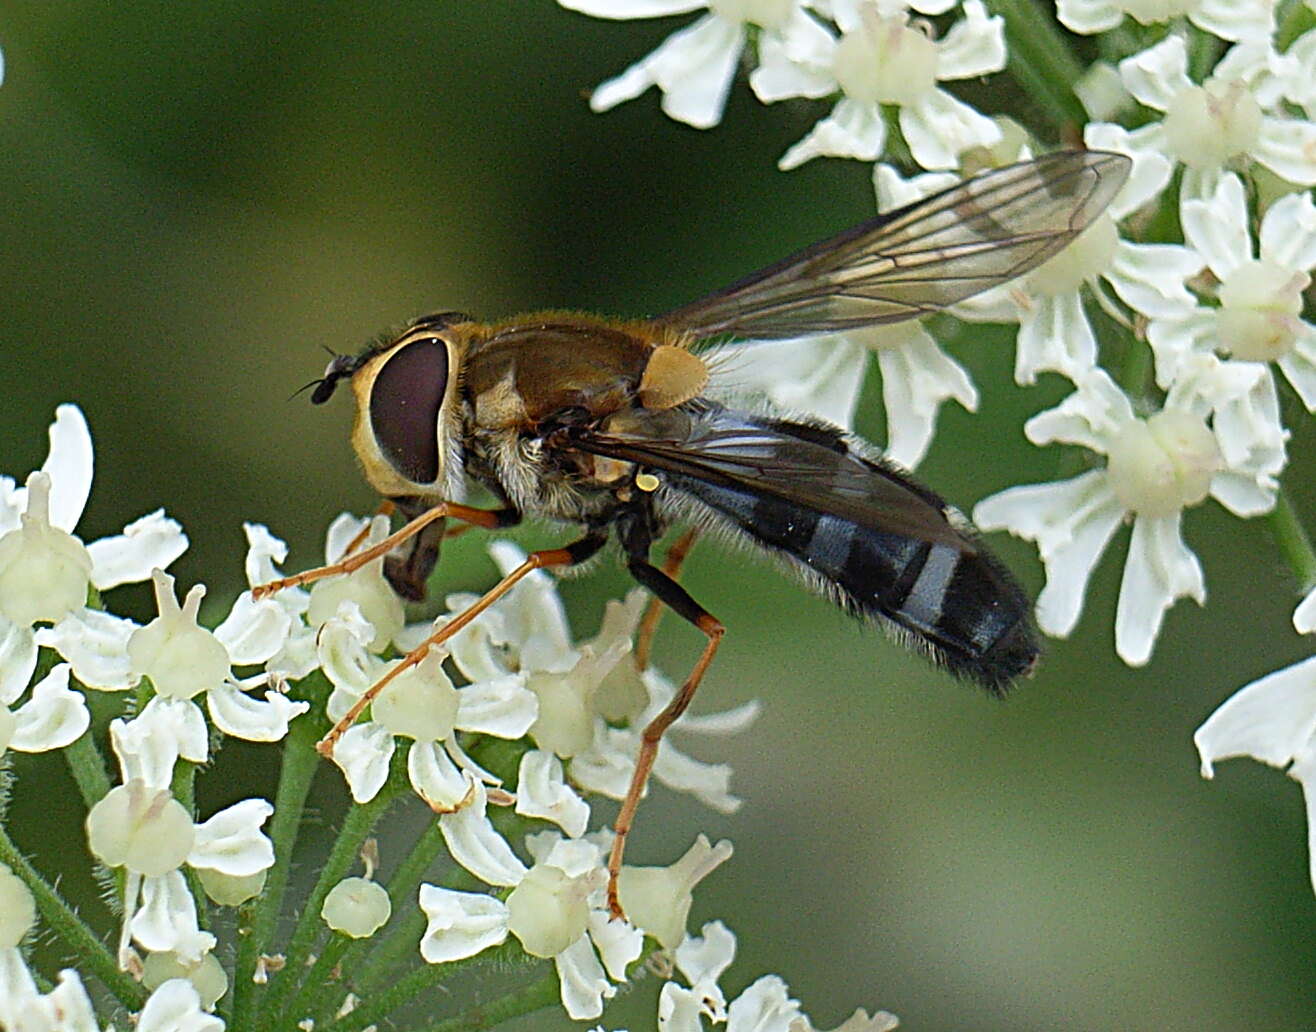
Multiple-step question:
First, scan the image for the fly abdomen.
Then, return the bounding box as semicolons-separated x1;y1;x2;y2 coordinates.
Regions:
652;410;1038;693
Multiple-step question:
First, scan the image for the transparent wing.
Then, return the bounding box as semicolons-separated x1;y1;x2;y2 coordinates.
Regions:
654;150;1131;342
562;403;976;552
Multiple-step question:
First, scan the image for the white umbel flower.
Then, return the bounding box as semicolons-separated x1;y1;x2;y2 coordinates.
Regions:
560;0;821;129
420;834;644;1021
316;601;538;816
0;406;186;691
756;0;1005;170
1093;35;1316;201
1148;172;1316;420
973;358;1282;665
88;706;275;967
130;569;309;748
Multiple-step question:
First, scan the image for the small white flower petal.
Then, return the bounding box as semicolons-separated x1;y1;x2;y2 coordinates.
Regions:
1195;655;1316;776
214;593;292;666
131;871;216;962
751;21;836;102
718;334;867;430
1254;116;1316;186
110;711;179;788
555;932;615;1020
34;608;138;691
974;471;1126;638
1118;35;1190;113
139;695;210;765
456;673;538;738
653;738;741;813
418;884;509;963
10;663;88;752
589;14;743;129
207;682;308;741
676;919;737;986
516;750;591;837
330;721;395;804
1295;588;1316;634
87;510;188;590
1013;291;1098;385
779;98;886;170
558;0;704;17
661;979;713;1032
900;88;1000;170
1024;369;1134;449
0;948;39;1025
1114;513;1204;666
570;728;636;799
1083;121;1172;219
934;0;1006;80
1259;189;1316;272
673;697;761;735
1190;0;1274;41
136;978;225;1032
587;908;643;981
1180;173;1251;279
0;617;37;704
189;798;274;876
41;405;94;534
440;783;529;886
1056;0;1121;34
1277;330;1316;410
408;740;475;811
727;974;803;1031
1104;241;1204;319
876;326;977;469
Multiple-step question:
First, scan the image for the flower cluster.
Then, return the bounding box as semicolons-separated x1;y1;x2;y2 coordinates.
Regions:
558;0;1316;907
0;405;879;1029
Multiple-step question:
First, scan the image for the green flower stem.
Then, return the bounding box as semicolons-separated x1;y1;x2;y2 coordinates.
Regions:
350;907;429;997
1267;489;1316;594
422;970;559;1032
265;785;400;1030
994;0;1088;133
229;695;327;1029
1186;25;1222;82
317;942;546;1032
171;760;209;929
62;730;111;811
1277;0;1316;49
0;822;147;1011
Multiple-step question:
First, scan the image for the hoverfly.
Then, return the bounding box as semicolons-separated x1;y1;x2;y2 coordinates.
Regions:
256;150;1130;918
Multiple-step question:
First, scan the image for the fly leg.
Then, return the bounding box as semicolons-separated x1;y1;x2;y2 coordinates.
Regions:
315;530;608;758
251;502;521;599
608;556;724;920
633;527;699;671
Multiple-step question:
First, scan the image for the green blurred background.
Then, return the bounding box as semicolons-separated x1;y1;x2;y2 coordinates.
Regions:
2;3;1314;1029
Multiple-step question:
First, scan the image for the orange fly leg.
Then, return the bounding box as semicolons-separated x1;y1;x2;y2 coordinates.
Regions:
339;499;398;558
608;552;724;919
315;533;607;758
608;608;724;919
634;527;699;671
252;502;509;599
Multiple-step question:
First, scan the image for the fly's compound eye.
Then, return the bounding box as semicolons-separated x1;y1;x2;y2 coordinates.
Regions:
369;337;449;485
